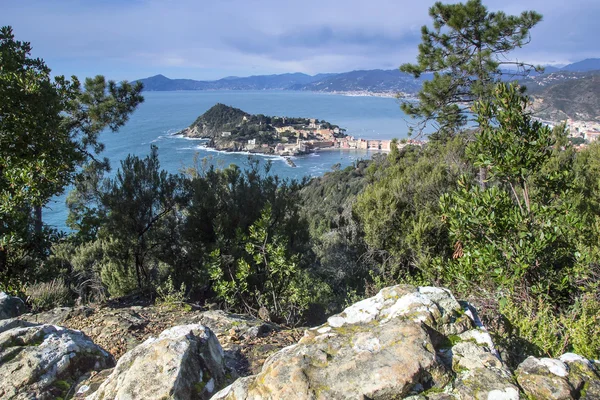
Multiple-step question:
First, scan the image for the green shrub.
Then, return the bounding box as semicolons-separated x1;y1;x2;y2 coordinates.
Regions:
499;296;566;359
26;278;73;312
564;295;600;359
497;293;600;363
155;275;189;310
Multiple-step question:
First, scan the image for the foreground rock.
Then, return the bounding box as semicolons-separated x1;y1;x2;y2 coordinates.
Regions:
213;285;518;400
83;324;228;400
0;292;26;320
515;353;600;399
31;303;290;375
0;319;113;399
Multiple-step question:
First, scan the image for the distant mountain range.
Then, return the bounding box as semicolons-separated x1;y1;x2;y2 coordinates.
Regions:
137;70;430;94
136;58;600;94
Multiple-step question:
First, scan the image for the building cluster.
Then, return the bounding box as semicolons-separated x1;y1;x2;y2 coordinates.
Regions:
271;137;425;156
221;117;426;155
565;119;600;143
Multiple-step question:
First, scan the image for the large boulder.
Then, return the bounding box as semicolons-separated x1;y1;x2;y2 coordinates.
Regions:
0;292;26;320
0;319;114;399
516;353;600;399
83;324;228;400
213;285;517;400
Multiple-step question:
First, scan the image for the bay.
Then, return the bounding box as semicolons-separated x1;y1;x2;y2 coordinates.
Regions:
45;90;413;230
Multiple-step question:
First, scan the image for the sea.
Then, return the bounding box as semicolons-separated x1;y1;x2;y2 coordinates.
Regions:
44;90;416;230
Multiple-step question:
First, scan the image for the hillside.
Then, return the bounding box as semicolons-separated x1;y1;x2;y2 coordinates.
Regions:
289;69;430;94
528;72;600;121
561;58;600;72
186;103;252;138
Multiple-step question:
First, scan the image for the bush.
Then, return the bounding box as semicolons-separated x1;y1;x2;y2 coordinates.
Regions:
155;275;189;310
497;293;600;365
565;294;600;359
26;278;73;312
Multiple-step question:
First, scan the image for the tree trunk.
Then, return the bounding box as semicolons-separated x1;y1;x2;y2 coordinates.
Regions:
134;253;143;290
0;247;7;276
479;166;487;189
34;205;43;236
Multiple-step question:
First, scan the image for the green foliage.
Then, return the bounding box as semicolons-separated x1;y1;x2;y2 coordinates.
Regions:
61;239;107;303
155;275;188;310
92;146;187;293
0;25;143;287
209;205;328;325
440;84;579;301
354;138;469;287
498;294;600;362
184;158;310;296
98;238;138;298
299;158;376;304
191;103;250;134
400;0;542;137
566;295;600;359
26;278;73;312
498;296;566;361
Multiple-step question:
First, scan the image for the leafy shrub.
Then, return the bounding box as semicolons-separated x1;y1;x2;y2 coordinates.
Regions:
565;295;600;359
26;278;73;312
155;275;188;310
209;205;330;325
497;293;600;365
499;296;566;361
69;240;108;304
93;238;138;297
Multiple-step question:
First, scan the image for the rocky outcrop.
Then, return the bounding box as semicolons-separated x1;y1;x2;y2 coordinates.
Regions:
515;353;600;399
212;285;518;400
5;285;600;400
0;319;113;399
82;324;228;400
0;292;26;320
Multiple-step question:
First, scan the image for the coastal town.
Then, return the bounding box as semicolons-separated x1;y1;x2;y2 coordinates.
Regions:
564;118;600;144
180;103;426;158
249;117;425;156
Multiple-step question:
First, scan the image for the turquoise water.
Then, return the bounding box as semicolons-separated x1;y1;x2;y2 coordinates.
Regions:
44;90;413;229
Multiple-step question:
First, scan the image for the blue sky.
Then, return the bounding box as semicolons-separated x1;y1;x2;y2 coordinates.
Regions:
1;0;598;81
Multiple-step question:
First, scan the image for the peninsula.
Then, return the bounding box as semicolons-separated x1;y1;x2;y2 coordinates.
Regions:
178;103;404;156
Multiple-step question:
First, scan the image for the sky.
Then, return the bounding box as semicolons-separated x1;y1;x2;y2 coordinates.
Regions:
1;0;599;81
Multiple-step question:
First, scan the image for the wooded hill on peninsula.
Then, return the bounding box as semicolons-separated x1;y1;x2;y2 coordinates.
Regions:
178;103;346;153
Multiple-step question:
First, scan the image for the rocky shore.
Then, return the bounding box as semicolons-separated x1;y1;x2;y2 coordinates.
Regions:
1;287;598;399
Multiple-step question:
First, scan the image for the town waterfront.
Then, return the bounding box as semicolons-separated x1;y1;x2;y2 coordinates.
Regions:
44;90;415;229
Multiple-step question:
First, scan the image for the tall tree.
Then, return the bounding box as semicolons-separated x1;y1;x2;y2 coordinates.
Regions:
99;146;187;291
0;26;144;287
400;0;542;138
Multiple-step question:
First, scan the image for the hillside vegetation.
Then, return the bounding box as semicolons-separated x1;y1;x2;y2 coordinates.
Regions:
3;0;600;370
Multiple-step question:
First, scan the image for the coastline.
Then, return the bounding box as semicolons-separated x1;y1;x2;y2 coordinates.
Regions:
170;133;391;159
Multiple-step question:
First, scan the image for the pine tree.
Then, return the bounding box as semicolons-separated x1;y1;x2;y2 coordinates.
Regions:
400;0;542;139
0;26;144;288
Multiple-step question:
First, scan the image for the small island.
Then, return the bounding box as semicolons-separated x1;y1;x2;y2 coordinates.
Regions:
178;103;401;155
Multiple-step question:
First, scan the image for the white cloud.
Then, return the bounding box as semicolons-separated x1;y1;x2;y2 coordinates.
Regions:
1;0;597;79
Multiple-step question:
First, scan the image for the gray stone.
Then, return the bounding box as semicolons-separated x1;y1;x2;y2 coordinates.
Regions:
0;292;26;320
560;353;600;399
85;324;228;400
212;285;512;400
516;356;573;399
0;322;114;399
